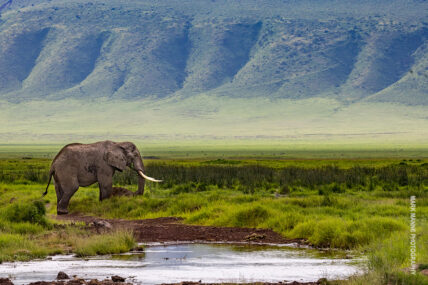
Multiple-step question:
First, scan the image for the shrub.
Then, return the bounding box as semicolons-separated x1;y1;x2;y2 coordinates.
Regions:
265;212;303;233
309;218;342;247
5;200;49;227
290;220;316;239
330;183;344;193
279;184;290;195
321;194;338;207
231;205;270;228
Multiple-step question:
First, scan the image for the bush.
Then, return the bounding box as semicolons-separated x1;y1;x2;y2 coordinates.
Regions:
309;218;342;247
265;212;303;233
230;205;270;228
279;184;290;195
290;220;316;239
321;194;337;207
5;200;49;227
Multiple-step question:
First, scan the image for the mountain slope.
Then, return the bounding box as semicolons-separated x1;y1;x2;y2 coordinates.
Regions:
0;0;427;104
0;0;427;144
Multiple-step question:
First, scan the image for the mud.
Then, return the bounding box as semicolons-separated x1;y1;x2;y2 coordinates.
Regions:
0;277;324;285
160;281;332;285
55;214;306;245
0;277;131;285
111;187;134;197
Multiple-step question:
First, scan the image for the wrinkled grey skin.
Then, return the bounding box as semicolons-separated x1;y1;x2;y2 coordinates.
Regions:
44;141;146;215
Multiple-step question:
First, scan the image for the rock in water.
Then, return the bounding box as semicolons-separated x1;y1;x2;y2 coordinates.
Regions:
111;276;126;282
56;271;70;280
244;233;266;241
0;278;14;285
92;220;113;229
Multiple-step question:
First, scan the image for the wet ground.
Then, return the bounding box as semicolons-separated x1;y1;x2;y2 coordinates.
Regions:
55;214;306;245
0;243;363;285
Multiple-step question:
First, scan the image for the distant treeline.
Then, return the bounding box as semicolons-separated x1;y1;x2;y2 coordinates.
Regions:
2;160;425;192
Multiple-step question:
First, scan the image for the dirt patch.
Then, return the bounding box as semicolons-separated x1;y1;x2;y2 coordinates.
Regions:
55;213;306;245
27;278;131;285
160;282;322;285
0;277;327;285
4;279;322;285
0;278;14;285
111;187;134;197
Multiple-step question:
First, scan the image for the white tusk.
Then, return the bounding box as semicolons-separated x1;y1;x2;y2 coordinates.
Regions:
138;170;163;182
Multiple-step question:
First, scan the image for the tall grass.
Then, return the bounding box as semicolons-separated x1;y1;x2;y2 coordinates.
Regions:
74;230;135;257
1;159;426;193
4;200;49;227
0;200;53;262
64;188;425;251
0;158;427;284
0;233;48;262
142;163;427;191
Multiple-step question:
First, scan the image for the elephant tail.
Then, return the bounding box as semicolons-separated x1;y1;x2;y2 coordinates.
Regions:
42;169;54;197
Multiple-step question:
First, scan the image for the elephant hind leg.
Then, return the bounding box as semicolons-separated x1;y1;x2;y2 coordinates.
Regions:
57;177;79;215
54;183;63;209
98;174;113;201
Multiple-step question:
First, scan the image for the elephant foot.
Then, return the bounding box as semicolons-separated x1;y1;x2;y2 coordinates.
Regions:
57;209;69;215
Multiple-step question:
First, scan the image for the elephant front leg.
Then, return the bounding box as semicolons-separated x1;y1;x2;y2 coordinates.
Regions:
98;174;113;201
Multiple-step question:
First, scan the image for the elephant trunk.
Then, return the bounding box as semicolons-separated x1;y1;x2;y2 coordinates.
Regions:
133;156;145;195
133;156;162;196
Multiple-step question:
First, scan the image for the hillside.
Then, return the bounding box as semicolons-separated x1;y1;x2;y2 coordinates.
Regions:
0;0;427;143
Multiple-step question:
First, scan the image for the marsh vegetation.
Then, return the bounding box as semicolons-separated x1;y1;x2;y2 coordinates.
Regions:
0;156;426;284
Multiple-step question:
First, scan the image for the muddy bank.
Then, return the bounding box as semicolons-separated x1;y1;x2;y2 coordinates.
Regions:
56;214;306;245
0;277;130;285
0;278;326;285
161;279;329;285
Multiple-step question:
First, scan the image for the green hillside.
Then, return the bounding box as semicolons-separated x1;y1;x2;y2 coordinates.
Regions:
0;0;427;143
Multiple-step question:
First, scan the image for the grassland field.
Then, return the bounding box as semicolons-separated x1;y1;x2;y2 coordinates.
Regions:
0;145;427;285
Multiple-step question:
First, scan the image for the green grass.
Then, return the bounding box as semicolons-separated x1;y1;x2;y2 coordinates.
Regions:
0;156;426;284
74;230;135;257
0;184;136;262
52;187;425;252
0;233;49;262
0;143;428;159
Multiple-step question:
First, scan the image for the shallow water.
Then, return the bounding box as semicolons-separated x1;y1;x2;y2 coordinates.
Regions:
0;243;364;284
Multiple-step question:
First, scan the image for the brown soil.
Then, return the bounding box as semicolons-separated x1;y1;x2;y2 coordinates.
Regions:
161;279;327;285
111;187;134;197
0;277;326;285
26;278;131;285
55;213;306;245
1;279;322;285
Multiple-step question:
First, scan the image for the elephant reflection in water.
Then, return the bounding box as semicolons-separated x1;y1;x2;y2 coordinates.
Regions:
43;141;162;215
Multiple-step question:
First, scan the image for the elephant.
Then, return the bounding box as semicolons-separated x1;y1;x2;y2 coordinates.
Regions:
43;140;162;215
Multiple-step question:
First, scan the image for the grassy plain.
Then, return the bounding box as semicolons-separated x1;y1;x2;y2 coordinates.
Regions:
0;146;427;284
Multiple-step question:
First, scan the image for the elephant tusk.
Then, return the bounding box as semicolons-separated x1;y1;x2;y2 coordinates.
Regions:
138;170;163;182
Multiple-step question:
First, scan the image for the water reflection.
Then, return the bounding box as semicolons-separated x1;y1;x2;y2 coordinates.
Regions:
0;243;364;285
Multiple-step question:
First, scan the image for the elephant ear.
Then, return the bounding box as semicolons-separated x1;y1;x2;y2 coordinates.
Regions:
104;145;127;171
